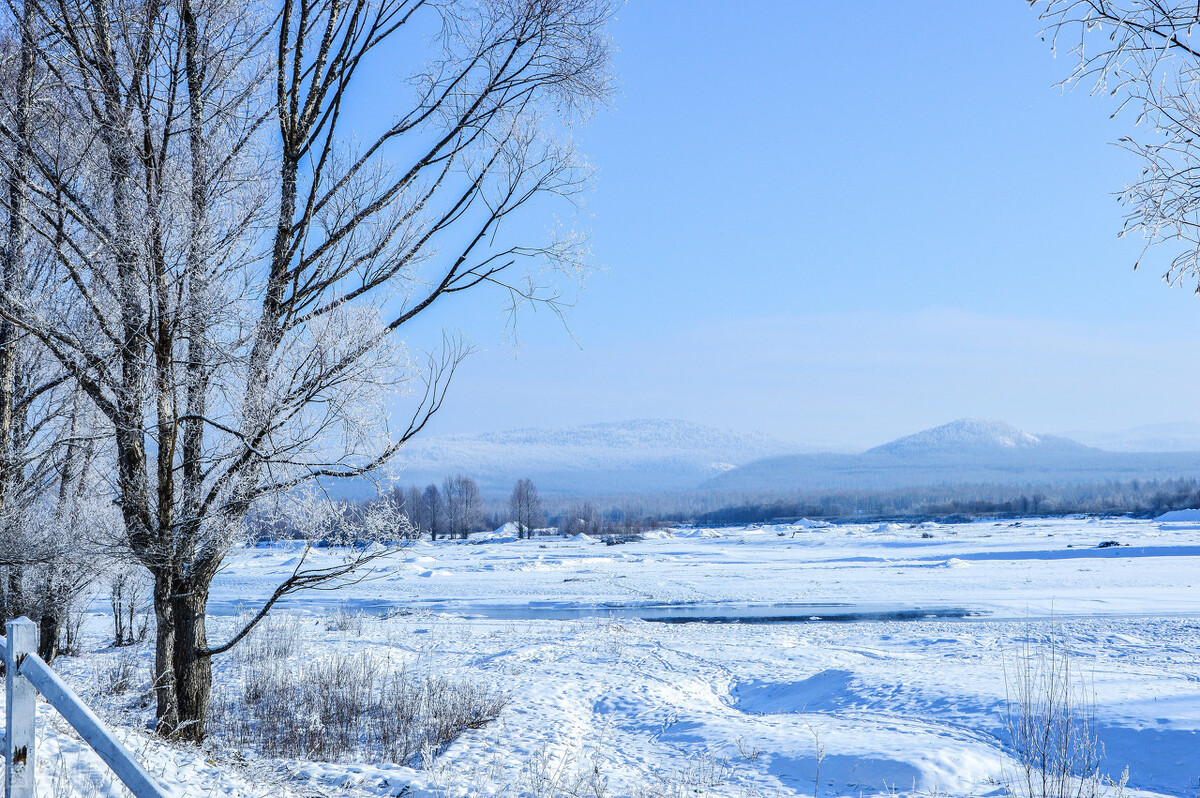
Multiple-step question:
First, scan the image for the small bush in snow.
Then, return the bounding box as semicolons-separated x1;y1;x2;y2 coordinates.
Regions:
110;567;150;647
232;612;304;663
210;618;507;765
101;645;141;695
1002;631;1127;798
326;605;366;634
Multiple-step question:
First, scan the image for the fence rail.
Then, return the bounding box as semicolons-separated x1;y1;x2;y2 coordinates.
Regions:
0;617;171;798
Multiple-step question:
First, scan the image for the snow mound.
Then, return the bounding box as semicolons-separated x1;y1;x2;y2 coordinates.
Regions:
468;522;520;543
729;669;855;714
674;527;723;538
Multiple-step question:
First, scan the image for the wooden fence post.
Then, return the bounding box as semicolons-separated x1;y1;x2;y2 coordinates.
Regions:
5;617;36;798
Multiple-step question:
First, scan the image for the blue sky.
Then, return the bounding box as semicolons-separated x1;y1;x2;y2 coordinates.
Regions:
398;1;1200;449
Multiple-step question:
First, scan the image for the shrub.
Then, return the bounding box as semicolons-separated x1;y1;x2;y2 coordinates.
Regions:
209;614;507;765
1002;631;1126;798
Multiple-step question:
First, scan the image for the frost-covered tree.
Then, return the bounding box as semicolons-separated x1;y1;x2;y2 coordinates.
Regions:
424;482;443;541
1033;1;1200;280
443;474;481;539
404;485;424;536
0;0;614;741
558;501;603;537
0;11;111;662
461;477;483;538
509;478;543;538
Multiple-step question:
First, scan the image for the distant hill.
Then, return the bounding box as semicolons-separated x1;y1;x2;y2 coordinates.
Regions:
376;419;808;497
705;418;1200;493
867;418;1090;458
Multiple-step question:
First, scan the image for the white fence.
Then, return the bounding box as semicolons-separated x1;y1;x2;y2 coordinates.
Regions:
0;617;171;798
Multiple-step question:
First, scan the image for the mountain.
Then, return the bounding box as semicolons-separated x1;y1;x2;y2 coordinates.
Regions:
867;419;1089;458
704;418;1200;493
376;419;808;497
1061;422;1200;453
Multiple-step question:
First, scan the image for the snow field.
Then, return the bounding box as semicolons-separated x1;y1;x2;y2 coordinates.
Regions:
22;516;1200;796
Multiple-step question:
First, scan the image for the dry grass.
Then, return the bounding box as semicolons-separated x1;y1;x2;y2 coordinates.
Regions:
208;612;507;765
1002;631;1127;798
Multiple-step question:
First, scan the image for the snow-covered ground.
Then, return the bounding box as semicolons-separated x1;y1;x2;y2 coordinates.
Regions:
35;516;1200;796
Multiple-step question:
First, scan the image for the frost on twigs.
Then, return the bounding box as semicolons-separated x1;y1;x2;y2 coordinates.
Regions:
1001;628;1128;798
209;614;508;766
1033;1;1200;286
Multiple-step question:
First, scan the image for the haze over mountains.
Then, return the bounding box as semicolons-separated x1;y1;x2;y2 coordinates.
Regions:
704;418;1200;493
374;418;1200;499
1059;422;1200;453
387;419;808;497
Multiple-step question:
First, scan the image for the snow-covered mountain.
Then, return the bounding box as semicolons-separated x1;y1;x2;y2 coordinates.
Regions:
705;418;1200;493
379;419;808;497
867;419;1088;458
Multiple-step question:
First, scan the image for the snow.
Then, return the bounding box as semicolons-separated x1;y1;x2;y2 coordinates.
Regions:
26;516;1200;797
1155;508;1200;522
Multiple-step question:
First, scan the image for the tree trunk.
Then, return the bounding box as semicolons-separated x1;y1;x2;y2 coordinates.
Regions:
37;612;58;663
5;567;22;624
151;575;178;735
154;573;212;743
171;585;211;743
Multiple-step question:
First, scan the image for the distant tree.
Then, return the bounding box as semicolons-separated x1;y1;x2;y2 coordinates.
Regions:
510;478;545;538
424;484;443;542
405;485;424;537
443;474;482;539
442;476;461;540
558;502;603;537
462;477;483;538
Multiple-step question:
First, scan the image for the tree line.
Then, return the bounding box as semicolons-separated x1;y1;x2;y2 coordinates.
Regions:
367;476;675;541
385;476;545;539
694;477;1200;525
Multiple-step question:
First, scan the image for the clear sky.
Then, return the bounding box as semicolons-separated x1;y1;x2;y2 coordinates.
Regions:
397;1;1200;450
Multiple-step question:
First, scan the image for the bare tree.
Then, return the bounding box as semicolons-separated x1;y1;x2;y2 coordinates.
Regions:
1033;1;1200;281
460;476;482;539
110;566;149;647
509;477;543;538
0;10;112;662
424;482;443;541
0;0;615;740
404;485;424;536
442;475;461;540
442;474;481;539
558;501;602;537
